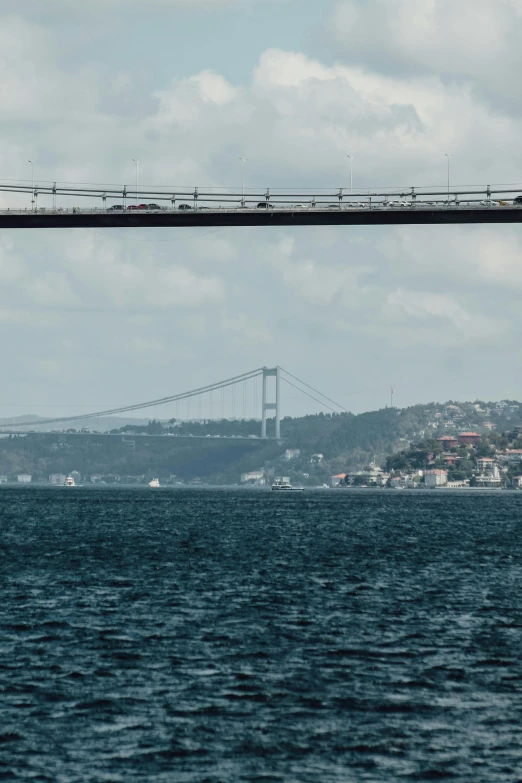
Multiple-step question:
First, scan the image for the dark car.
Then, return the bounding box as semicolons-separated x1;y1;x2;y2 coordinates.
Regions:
108;204;124;211
147;203;163;211
514;196;522;205
178;204;193;210
256;202;274;209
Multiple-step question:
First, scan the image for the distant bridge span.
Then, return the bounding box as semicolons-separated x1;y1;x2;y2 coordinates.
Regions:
0;367;346;441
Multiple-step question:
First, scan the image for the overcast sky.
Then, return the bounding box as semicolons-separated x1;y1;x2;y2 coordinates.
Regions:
1;0;522;419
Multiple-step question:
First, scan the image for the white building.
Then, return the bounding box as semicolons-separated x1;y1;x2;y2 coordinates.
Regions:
240;470;265;484
475;471;501;487
284;449;300;461
424;469;448;487
512;476;522;489
347;470;389;487
17;474;32;484
476;457;496;473
498;450;522;464
390;474;415;488
49;473;67;485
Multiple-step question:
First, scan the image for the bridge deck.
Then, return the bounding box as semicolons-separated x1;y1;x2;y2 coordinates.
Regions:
1;206;522;228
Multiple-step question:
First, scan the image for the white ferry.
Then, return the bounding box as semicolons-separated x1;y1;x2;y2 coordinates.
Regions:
271;477;304;492
64;476;76;487
148;478;161;488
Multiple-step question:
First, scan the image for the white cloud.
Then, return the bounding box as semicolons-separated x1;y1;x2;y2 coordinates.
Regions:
327;0;522;114
1;5;522;413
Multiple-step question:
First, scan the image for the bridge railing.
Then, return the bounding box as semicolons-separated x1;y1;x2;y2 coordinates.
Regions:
0;179;521;212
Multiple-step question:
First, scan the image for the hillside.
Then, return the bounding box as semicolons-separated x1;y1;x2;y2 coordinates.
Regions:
1;398;521;485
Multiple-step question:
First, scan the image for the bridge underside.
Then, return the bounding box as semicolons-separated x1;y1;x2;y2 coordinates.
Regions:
1;207;522;228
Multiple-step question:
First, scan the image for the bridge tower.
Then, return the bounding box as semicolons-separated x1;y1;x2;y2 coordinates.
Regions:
261;366;280;440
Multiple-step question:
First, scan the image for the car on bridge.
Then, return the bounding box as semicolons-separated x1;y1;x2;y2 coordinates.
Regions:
178;204;193;210
256;202;274;209
108;204;124;211
514;196;522;204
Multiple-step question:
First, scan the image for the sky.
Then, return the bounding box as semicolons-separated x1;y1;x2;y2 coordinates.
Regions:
1;0;522;419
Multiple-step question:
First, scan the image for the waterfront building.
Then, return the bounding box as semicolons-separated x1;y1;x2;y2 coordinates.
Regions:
345;470;389;487
49;473;67;485
424;469;448;487
240;470;266;485
390;474;415;488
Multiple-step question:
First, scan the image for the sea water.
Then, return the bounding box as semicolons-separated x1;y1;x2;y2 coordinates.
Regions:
1;487;522;781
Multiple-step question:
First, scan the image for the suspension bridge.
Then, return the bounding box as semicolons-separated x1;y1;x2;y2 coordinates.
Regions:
0;367;347;440
1;180;522;227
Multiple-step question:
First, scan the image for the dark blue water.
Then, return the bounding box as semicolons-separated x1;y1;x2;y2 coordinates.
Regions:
1;488;522;782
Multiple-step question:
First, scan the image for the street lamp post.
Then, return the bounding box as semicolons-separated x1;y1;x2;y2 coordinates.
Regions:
347;155;354;195
239;157;247;208
28;160;35;211
132;159;140;205
445;153;452;205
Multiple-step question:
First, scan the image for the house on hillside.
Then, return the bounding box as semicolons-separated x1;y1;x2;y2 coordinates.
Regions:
437;436;458;449
476;457;496;473
459;432;481;446
498;450;522;465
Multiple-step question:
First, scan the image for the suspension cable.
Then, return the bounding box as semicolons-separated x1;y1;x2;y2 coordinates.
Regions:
279;366;349;412
280;377;339;414
0;368;265;429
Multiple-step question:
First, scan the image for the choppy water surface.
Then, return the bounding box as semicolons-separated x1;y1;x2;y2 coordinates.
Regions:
1;487;522;782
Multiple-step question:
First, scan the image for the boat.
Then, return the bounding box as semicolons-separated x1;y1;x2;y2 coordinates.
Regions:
148;478;161;488
271;477;304;492
64;476;75;487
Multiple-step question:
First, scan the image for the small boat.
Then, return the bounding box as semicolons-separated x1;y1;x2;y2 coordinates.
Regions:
148;478;161;488
271;478;303;492
64;476;76;487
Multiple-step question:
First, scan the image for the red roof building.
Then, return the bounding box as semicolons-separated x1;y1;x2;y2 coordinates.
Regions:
443;455;458;465
458;432;481;446
437;436;458;449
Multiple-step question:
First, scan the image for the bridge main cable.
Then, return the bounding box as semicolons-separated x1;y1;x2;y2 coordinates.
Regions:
0;368;264;429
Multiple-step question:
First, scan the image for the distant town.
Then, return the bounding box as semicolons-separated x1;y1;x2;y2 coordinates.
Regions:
2;399;522;489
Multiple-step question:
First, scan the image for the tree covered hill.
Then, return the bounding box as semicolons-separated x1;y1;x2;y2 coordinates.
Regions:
1;398;521;484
